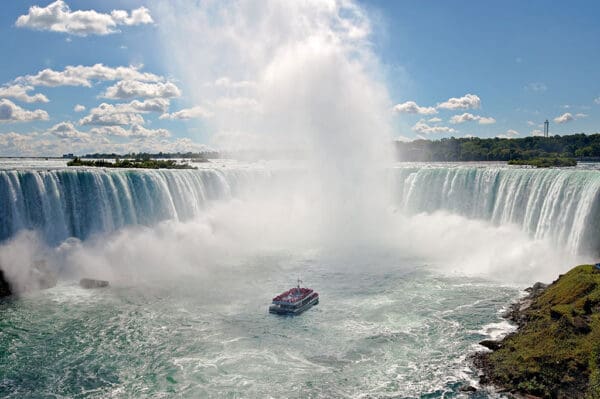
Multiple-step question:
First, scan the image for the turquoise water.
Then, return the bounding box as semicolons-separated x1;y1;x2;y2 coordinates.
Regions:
3;160;586;398
0;254;517;398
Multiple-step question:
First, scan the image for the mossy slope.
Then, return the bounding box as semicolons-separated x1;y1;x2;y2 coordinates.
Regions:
478;265;600;398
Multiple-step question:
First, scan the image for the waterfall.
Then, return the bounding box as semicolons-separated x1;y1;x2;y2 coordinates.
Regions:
2;163;600;256
0;168;253;244
392;165;600;254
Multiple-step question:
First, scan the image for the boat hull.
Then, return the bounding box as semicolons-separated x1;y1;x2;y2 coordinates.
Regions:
269;296;319;315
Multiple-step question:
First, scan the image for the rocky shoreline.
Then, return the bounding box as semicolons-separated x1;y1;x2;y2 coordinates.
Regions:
473;265;600;398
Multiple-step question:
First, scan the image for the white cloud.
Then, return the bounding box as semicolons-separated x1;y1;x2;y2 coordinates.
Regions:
449;112;496;125
575;113;588;119
15;1;153;36
79;103;145;126
89;125;171;138
79;99;170;126
160;105;212;120
496;129;519;139
17;64;161;87
595;97;600;105
427;117;442;123
412;120;457;135
478;116;496;125
437;94;481;110
46;121;90;141
0;99;49;123
554;112;574;124
102;80;181;99
128;98;171;113
524;82;547;92
0;85;48;103
214;97;260;111
526;120;536;126
393;101;437;115
73;104;85;112
449;113;478;123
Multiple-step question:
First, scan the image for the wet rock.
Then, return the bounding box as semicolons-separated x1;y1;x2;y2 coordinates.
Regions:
79;278;109;289
0;269;12;298
479;340;502;351
459;384;477;392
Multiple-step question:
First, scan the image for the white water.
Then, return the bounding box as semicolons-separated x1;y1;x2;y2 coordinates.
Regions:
393;163;600;255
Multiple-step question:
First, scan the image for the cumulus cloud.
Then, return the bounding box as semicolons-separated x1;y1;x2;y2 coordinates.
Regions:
102;80;181;99
160;105;212;120
15;1;153;36
554;112;573;124
79;103;145;126
393;101;437;115
437;94;481;110
0;85;48;103
531;129;545;136
46;121;90;141
412;120;457;135
89;124;171;138
575;113;588;119
79;99;170;126
449;112;496;124
73;104;85;112
427;117;442;123
17;64;161;87
0;99;49;123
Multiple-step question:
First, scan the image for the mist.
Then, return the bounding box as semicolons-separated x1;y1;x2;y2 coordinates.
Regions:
0;1;584;294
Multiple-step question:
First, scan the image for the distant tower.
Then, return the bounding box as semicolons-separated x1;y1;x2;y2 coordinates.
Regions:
544;119;549;138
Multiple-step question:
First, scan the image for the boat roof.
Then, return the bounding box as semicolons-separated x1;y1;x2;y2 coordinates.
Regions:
272;287;314;304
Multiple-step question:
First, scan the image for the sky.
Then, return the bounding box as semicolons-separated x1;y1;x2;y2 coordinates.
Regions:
0;0;599;156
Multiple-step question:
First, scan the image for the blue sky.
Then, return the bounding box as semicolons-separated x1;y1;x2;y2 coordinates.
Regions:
0;1;599;156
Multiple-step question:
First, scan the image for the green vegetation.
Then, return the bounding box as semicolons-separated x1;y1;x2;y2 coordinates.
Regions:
395;133;600;162
478;265;600;398
67;157;197;169
507;156;577;168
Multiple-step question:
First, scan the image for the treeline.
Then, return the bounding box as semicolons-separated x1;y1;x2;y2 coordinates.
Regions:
395;133;600;162
80;151;220;160
67;157;197;169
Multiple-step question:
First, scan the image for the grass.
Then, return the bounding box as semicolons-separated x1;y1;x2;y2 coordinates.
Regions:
507;157;577;168
484;265;600;398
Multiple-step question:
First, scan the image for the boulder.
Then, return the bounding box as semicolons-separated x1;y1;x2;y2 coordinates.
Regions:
79;278;109;289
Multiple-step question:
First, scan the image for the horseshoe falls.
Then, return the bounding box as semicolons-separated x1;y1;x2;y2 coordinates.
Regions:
2;163;600;256
0;166;266;245
393;164;600;255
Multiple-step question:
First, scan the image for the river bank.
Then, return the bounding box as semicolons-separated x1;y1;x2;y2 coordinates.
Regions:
474;264;600;398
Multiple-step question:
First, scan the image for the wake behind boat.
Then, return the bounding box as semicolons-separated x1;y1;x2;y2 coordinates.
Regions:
269;279;319;315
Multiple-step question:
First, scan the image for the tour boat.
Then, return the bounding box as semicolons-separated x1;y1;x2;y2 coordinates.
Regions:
269;279;319;315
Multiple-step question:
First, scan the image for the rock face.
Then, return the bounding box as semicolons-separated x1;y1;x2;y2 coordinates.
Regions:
473;265;600;398
79;278;109;289
0;269;12;298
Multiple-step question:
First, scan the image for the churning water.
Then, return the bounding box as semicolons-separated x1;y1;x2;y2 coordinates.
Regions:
0;159;596;398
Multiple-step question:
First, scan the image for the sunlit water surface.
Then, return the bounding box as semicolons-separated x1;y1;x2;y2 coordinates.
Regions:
0;254;518;398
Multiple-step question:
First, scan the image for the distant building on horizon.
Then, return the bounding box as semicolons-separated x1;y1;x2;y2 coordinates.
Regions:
544;119;549;138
